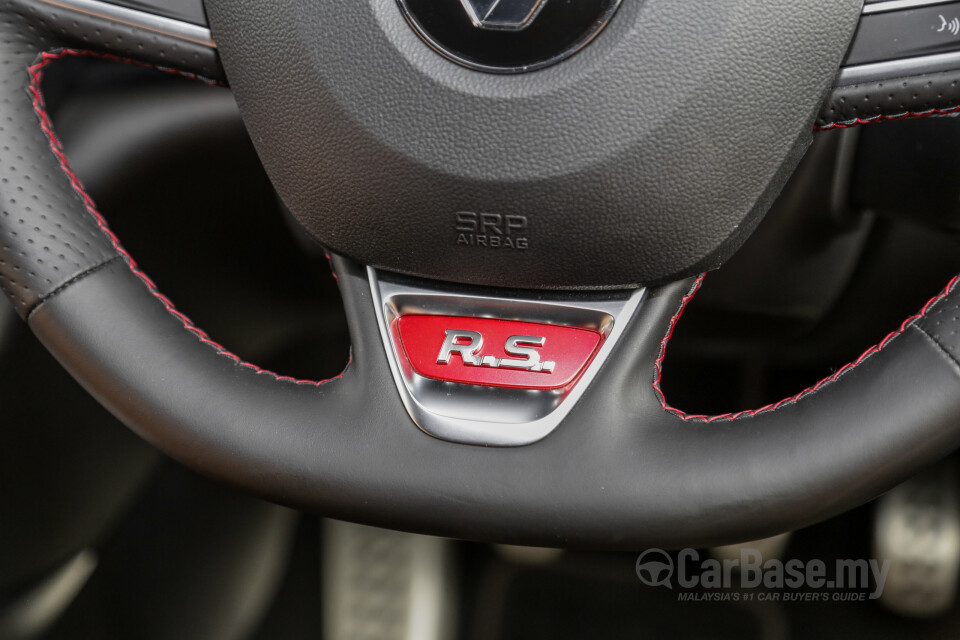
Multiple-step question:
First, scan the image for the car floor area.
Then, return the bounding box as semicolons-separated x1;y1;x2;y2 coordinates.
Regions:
22;461;960;640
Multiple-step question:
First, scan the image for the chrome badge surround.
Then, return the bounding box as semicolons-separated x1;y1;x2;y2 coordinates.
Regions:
368;267;645;446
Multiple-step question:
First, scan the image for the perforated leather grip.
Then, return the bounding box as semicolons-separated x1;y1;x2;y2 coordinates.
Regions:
0;0;220;316
818;68;960;130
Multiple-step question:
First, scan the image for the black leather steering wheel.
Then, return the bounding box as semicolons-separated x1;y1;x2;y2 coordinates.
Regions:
3;0;960;549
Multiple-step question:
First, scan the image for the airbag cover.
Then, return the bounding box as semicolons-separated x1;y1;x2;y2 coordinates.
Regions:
205;0;862;288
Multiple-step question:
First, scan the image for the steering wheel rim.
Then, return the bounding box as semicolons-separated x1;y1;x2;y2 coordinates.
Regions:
4;0;960;549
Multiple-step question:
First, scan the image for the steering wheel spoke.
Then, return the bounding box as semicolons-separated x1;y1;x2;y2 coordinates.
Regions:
823;0;960;128
8;0;219;76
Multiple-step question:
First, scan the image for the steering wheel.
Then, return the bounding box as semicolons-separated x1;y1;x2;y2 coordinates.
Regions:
3;0;960;549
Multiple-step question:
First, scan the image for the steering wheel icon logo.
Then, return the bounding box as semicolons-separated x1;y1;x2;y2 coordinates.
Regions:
635;549;674;588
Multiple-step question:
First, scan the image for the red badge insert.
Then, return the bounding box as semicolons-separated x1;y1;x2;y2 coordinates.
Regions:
395;315;603;390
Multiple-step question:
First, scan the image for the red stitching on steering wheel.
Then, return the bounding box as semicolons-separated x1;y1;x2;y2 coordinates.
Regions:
28;49;349;387
653;273;960;422
29;50;959;399
815;104;960;131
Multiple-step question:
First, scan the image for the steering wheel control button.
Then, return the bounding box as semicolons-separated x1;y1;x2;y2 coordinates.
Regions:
846;1;960;66
396;0;623;73
395;315;602;389
369;268;644;446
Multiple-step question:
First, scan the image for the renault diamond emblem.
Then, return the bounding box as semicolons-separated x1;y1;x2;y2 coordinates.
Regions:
458;0;549;31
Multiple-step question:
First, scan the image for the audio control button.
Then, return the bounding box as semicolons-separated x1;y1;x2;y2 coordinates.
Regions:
846;2;960;66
